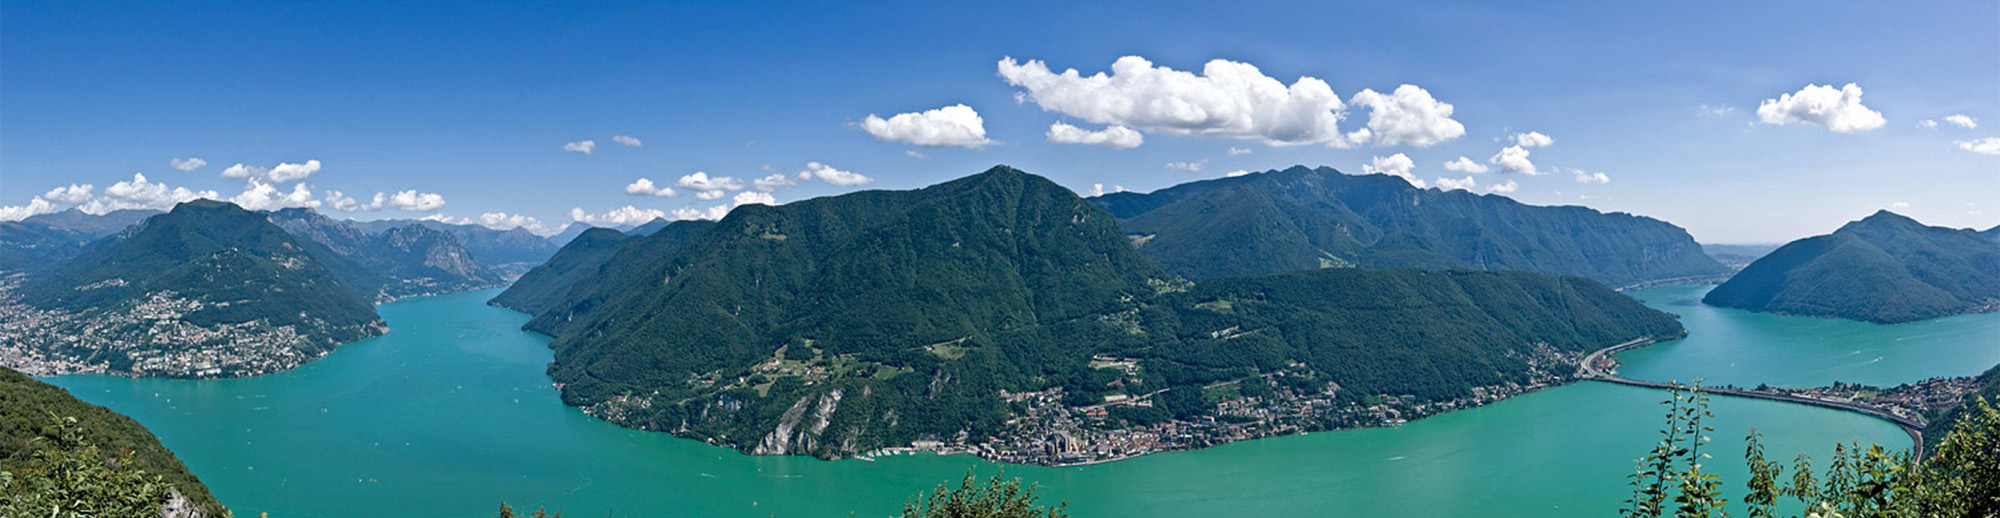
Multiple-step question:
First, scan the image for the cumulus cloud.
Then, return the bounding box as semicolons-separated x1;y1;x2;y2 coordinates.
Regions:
78;173;218;214
170;157;207;171
612;135;644;147
564;140;596;154
220;163;266;180
323;189;444;212
1228;147;1252;156
218;160;320;183
0;198;59;221
1225;170;1252;178
475;212;553;235
1755;83;1886;133
802;162;872;186
1957;137;2000;155
1435;176;1476;191
42;184;94;205
1443;156;1491;174
624;178;677;197
324;191;381;212
998;56;1350;147
1361;153;1423;188
386;190;446;211
859;104;993;148
1486;180;1519;194
568;206;668;227
694;190;726;200
1046;122;1143;149
677;172;746;191
1698;105;1736;118
754;173;800;192
1488;145;1544;175
904;150;926;159
1891;201;1910;209
1510;131;1554;148
1083;184;1128;197
1919;119;1939;129
663;189;783;222
1572;169;1611;184
229;180;320;211
1347;85;1466;147
1165;159;1207;172
731;190;776;207
1944;114;1978;129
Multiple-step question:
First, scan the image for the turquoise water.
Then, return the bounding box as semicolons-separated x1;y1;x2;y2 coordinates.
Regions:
45;285;1984;517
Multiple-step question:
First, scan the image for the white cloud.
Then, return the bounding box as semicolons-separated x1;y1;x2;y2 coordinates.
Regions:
802;162;872;186
0;198;58;221
1755;83;1886;133
1225;170;1252;178
564;140;596;154
624;178;677;197
998;56;1350;147
1957;137;2000;155
1919;119;1939;129
1944;114;1978;129
1045;122;1143;149
230;180;320;211
665;189;782;222
386;190;445;211
753;173;800;192
1488;145;1544;175
1510;131;1554;148
612;135;644;147
79;173;218;214
1443;156;1491;174
677;172;745;191
1891;201;1910;209
42;184;94;205
170;157;207;172
324;191;382;212
1361;153;1424;188
1227;147;1252;156
568;206;668;227
1572;169;1610;184
1435;176;1476;191
904;150;926;159
1697;105;1736;118
429;212;554;235
1347;85;1466;147
859;104;993;148
1165;159;1207;172
1486;180;1519;194
265;160;321;183
694;190;726;200
220;163;266;180
731;190;776;207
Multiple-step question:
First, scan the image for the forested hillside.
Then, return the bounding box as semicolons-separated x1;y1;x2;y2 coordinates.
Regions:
514;166;1684;458
1;366;225;516
491;227;638;314
1091;166;1726;287
1704;211;2000;323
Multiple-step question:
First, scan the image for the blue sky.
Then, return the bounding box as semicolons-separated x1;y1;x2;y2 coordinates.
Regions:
3;1;1995;243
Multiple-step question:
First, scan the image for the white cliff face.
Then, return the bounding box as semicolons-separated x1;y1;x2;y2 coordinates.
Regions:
159;489;210;518
751;389;843;455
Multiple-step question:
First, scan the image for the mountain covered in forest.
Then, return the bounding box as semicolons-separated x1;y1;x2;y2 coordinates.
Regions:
0;209;160;271
506;166;1683;458
1704;211;2000;323
268;208;500;300
9;200;385;377
2;366;225;516
492;227;634;314
1089;166;1726;287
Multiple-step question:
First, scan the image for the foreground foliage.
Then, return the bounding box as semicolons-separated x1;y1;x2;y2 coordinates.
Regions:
1;416;179;517
900;470;1067;518
1;367;223;515
1622;382;1999;518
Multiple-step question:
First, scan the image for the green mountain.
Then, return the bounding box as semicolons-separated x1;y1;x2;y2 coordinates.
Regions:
548;223;597;246
2;367;225;516
1924;363;2000;440
23;208;161;239
268;208;500;300
14;200;385;376
514;166;1682;458
1704;211;2000;323
491;227;636;314
1091;166;1727;287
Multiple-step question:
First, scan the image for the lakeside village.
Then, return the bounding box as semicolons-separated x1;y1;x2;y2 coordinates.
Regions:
0;278;378;379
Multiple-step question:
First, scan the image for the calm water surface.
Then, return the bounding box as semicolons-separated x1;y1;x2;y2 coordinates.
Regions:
47;285;1992;517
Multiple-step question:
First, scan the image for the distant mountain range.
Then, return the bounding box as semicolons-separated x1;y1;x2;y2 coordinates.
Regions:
351;218;559;269
1702;243;1782;270
269;208;500;301
0;209;160;270
1705;211;2000;323
1091;166;1728;288
491;166;1683;458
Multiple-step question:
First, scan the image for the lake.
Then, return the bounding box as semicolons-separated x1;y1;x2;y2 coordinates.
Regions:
47;284;1994;517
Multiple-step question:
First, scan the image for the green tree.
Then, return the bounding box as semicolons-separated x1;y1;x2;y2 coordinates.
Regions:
0;415;175;517
901;469;1067;518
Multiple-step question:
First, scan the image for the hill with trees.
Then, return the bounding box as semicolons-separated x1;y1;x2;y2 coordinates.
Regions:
1704;210;2000;323
1;366;225;516
510;166;1683;458
490;227;637;314
1090;166;1726;287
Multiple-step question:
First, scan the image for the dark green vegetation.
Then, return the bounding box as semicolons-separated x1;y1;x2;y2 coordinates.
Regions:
514;166;1683;458
901;470;1067;518
0;209;158;272
1621;383;1998;518
18;200;384;350
1926;363;2000;440
269;208;501;300
490;227;637;314
1704;211;2000;324
503;219;713;318
1091;166;1727;287
1;367;225;516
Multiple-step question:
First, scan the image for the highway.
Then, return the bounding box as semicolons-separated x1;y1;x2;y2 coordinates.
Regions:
1578;337;1927;459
